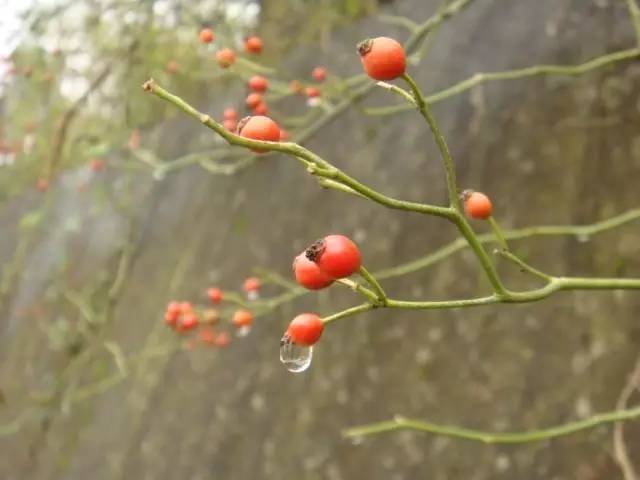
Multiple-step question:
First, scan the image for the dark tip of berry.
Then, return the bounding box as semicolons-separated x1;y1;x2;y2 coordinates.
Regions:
236;116;251;134
305;239;325;262
357;38;373;57
460;189;474;201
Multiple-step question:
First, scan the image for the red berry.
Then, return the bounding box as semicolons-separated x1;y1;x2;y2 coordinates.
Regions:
232;309;253;328
237;115;281;153
36;178;49;192
287;313;324;346
357;37;406;81
216;48;236;68
463;190;493;220
199;326;217;345
293;253;334;290
180;301;194;314
306;234;361;279
279;129;290;141
164;311;178;328
245;92;263;108
305;87;320;98
223;119;237;131
165;60;179;74
167;301;182;318
248;75;268;92
223;107;238;120
128;129;141;150
243;277;262;292
199;28;215;44
207;287;223;304
214;331;231;348
311;67;327;82
179;312;199;331
90;158;105;172
252;101;268;116
244;36;263;54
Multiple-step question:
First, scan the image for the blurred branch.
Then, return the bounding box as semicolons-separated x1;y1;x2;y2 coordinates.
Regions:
614;356;640;480
627;0;640;45
46;64;113;178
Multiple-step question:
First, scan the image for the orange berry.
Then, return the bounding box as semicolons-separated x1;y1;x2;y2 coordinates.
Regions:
248;75;268;92
128;129;140;150
357;37;406;81
286;313;324;346
252;101;268;116
232;309;253;328
199;326;217;345
243;277;262;293
90;158;105;172
463;190;493;220
311;66;327;82
199;28;215;44
244;36;263;54
214;331;231;348
279;129;290;141
36;178;49;192
305;86;320;98
180;301;194;314
165;60;179;74
216;48;236;68
207;287;223;304
238;115;281;153
245;92;263;108
223;119;237;131
223;107;238;120
179;312;199;332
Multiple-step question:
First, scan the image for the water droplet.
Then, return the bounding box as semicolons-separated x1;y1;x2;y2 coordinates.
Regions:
576;232;590;243
279;334;313;373
247;290;260;301
236;325;251;337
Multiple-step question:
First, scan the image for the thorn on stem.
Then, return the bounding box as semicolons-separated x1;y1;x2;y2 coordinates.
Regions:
200;114;211;124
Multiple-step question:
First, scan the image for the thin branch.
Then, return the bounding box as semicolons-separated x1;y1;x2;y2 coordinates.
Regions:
374;207;640;280
343;406;640;444
357;266;388;305
627;0;640;46
496;250;553;282
366;48;640;116
613;356;640;480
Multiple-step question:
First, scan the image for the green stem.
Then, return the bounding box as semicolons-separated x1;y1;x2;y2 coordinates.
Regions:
343;405;640;444
322;303;374;324
453;213;507;295
497;250;552;282
488;216;509;250
336;278;380;303
373;208;640;280
366;48;640;116
358;266;387;305
395;73;507;294
401;72;459;209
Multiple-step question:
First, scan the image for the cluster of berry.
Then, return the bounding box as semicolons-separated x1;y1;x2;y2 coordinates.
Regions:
162;277;262;349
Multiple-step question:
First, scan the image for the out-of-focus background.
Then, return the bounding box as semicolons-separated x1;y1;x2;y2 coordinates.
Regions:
0;0;639;478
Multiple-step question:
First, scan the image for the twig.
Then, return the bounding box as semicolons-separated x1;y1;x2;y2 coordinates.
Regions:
343;406;640;444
